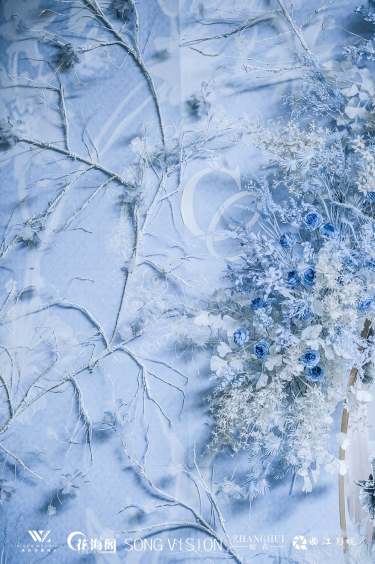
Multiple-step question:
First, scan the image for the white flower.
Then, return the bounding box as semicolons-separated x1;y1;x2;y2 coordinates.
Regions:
194;312;210;326
301;325;322;341
255;372;268;390
264;354;282;371
221;315;238;333
210;355;229;378
217;342;231;357
229;358;243;371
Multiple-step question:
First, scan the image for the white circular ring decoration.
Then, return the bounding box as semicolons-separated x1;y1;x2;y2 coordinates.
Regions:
181;165;259;260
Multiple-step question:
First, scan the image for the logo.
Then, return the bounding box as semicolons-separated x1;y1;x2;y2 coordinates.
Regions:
17;530;55;554
28;530;51;543
67;531;116;553
292;535;307;550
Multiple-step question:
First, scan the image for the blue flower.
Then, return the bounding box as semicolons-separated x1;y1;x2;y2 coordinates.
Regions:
301;308;313;321
358;297;373;312
254;339;270;359
305;365;325;382
304;211;323;231
300;349;320;367
280;232;296;248
343;255;358;273
233;328;250;347
287;270;301;288
319;223;336;238
365;258;375;271
251;297;266;310
303;267;315;286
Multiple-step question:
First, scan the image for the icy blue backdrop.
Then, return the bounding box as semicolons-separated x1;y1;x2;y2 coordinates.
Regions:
0;0;368;562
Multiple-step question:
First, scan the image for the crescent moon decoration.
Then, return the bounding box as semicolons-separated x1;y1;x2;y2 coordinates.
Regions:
181;165;259;259
206;191;260;261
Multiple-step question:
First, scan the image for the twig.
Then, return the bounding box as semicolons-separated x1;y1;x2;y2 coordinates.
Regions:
120;445;243;563
120;346;172;426
276;0;316;62
68;376;93;463
3;300;109;348
0;374;13;418
0;167;91;260
83;0;166;154
18;136;130;187
181;13;277;47
191;446;231;546
57;75;70;151
140;357;188;383
59;176;114;231
110;208;140;342
0;442;43;480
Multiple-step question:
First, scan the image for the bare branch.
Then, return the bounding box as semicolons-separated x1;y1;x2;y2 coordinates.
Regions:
18;136;131;187
83;0;166;154
0;442;43;481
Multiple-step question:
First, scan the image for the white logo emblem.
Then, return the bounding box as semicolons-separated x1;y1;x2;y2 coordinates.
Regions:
67;531;116;553
28;530;51;543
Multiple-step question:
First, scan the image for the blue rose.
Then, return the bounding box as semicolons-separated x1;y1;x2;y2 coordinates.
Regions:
254;339;270;359
233;328;250;347
251;297;266;310
358;297;373;312
303;267;315;286
300;349;320;367
304;211;323;231
365;258;375;271
280;232;296;248
319;223;336;238
287;270;301;288
306;365;325;382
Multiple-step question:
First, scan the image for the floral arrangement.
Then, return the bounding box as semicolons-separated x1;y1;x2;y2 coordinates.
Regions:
193;3;375;503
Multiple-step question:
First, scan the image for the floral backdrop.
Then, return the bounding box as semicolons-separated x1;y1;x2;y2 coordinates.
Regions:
1;0;375;562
